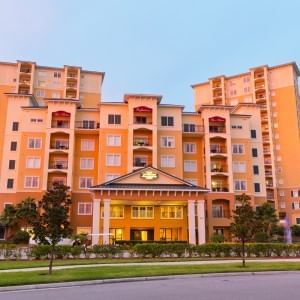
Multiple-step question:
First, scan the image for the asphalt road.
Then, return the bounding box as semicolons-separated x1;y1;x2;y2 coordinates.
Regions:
1;273;300;300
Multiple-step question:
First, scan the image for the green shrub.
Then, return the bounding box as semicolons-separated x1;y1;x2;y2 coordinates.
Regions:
254;232;269;243
30;245;51;259
133;243;165;258
92;245;119;257
12;230;30;244
210;234;225;243
55;245;72;259
70;245;82;257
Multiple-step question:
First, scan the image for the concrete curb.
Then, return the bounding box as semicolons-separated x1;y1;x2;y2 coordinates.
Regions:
1;271;300;293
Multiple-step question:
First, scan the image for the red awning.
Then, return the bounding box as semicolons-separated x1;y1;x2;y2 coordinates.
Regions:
209;116;225;122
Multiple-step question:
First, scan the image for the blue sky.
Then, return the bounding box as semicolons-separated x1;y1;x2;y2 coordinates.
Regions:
1;0;300;111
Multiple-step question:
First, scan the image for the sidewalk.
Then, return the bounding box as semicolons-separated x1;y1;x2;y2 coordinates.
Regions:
1;258;300;273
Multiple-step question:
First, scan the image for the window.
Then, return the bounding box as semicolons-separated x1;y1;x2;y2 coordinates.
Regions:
254;183;261;193
79;177;93;189
110;206;124;218
244;86;251;93
250;129;257;139
292;202;300;210
252;148;258;157
8;160;15;170
105;174;120;181
12;122;19;131
212;205;224;218
131;206;154;219
161;116;174;127
107;135;121;146
106;154;121;166
184;160;197;172
81;120;96;129
24;176;39;188
161;155;175;168
279;191;285;197
81;140;95;151
78;202;92;215
160;228;179;241
10;141;17;151
253;165;259;175
0;225;4;239
183;143;196;153
26;157;41;168
35;90;45;97
183;123;196;132
234;180;247;191
233;161;246;173
30;118;43;123
28;138;42;149
232;144;244;154
7;179;14;189
38;80;45;87
296;218;300;225
110;228;123;241
54;71;61;78
291;190;299;198
160;206;183;219
231;125;243;129
80;158;94;169
108;114;121;125
161;136;175;148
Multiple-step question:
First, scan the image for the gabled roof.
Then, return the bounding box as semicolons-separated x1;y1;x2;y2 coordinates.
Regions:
90;166;208;192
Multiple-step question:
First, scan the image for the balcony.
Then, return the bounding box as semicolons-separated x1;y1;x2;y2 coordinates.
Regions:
209;126;226;133
75;121;99;129
212;210;230;218
67;72;78;78
50;142;69;150
133;160;148;168
182;124;204;135
211;186;229;192
254;72;264;80
49;161;68;170
47;179;67;189
265;170;273;177
133;138;151;147
20;67;31;74
133;116;152;125
211;166;228;173
51;120;70;128
210;146;226;154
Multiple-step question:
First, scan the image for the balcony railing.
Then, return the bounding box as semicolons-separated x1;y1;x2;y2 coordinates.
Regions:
50;143;69;150
211;166;228;173
75;121;99;129
210;146;227;154
133;160;148;167
133;139;151;146
49;162;68;169
51;121;70;128
211;186;229;192
212;210;230;218
183;124;204;133
133;119;152;125
20;68;31;73
209;126;226;133
47;180;67;189
67;73;78;78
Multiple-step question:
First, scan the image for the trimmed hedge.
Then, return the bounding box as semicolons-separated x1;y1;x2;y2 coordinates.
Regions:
1;243;300;260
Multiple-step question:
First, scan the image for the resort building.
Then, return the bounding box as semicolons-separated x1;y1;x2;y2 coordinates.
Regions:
0;60;299;243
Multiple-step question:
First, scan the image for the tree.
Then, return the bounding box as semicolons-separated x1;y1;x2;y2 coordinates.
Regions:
32;184;72;274
0;204;17;240
230;193;256;267
255;203;278;241
15;197;38;231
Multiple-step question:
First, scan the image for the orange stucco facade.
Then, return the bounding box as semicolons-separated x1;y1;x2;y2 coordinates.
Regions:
0;60;299;243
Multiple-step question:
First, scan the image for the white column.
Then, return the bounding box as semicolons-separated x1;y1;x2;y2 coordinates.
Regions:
103;199;111;244
197;200;206;244
188;200;196;245
92;199;101;245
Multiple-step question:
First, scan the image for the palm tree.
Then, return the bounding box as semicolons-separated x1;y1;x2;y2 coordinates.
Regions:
0;205;17;240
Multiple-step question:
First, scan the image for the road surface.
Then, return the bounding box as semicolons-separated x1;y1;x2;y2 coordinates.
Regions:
1;273;300;300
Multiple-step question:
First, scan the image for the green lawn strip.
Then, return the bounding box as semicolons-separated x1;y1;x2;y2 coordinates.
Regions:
0;257;241;270
1;262;300;287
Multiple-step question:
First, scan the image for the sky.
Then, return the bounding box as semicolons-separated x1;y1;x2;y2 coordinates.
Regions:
1;0;300;111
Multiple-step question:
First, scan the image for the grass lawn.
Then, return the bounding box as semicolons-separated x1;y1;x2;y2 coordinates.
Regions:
1;262;300;287
0;257;241;270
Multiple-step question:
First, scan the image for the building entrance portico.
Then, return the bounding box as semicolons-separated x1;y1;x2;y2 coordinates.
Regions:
89;166;208;245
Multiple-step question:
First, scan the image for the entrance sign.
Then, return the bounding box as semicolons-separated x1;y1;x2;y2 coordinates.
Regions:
140;170;158;180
